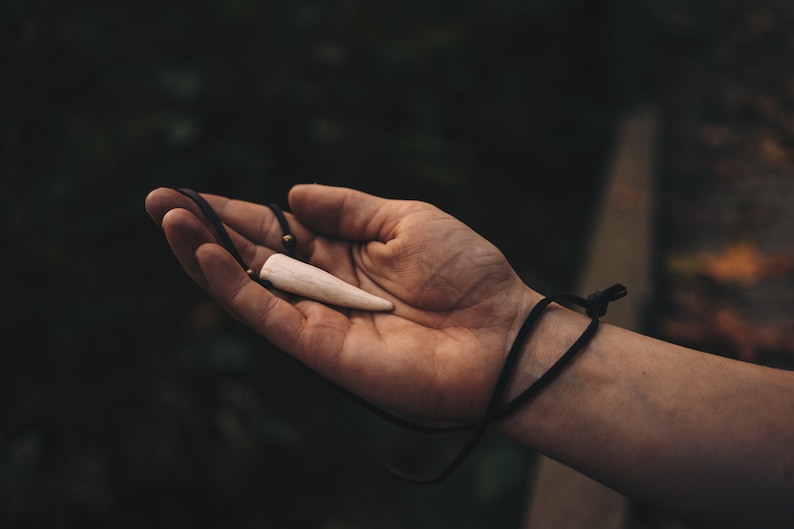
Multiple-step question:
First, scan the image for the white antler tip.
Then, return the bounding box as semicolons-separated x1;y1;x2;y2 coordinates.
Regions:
259;253;394;312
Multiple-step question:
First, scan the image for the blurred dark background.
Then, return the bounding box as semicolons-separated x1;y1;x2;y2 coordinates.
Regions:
3;1;793;528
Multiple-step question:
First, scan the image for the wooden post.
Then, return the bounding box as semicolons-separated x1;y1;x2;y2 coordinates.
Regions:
522;107;659;529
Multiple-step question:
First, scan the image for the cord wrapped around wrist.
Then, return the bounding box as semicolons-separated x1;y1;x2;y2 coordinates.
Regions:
172;188;627;484
347;284;627;484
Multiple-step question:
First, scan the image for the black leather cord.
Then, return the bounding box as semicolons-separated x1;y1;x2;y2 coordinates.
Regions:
490;285;626;423
170;188;627;484
176;188;252;272
174;188;297;286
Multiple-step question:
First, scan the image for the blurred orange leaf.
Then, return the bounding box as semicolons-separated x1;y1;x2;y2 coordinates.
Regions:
670;241;794;286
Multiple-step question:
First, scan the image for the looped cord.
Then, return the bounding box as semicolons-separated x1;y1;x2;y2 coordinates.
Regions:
359;284;626;484
174;188;297;286
169;188;627;485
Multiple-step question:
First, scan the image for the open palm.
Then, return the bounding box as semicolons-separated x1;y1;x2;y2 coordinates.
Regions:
146;185;538;421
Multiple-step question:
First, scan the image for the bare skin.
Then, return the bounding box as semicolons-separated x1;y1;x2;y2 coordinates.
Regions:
146;184;794;529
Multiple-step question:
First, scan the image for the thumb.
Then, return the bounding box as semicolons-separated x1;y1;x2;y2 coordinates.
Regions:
288;184;403;242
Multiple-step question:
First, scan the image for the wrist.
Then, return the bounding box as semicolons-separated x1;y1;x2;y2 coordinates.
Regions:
496;296;593;441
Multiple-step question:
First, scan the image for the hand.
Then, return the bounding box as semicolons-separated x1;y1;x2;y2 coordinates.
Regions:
145;185;539;421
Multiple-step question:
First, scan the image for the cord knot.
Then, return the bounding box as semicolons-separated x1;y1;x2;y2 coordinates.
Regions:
586;283;627;318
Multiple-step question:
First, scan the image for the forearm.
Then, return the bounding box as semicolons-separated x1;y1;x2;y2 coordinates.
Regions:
500;299;794;529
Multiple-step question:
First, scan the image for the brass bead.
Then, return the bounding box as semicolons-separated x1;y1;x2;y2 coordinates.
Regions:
282;234;297;247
